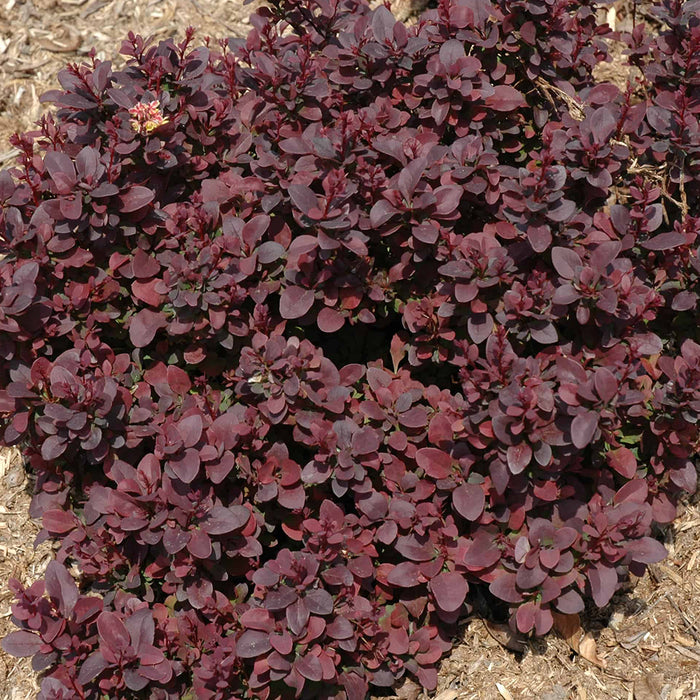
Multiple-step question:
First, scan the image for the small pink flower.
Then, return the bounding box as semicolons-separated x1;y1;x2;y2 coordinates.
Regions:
128;100;169;135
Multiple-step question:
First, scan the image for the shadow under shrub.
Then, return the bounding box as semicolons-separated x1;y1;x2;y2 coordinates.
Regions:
0;0;698;697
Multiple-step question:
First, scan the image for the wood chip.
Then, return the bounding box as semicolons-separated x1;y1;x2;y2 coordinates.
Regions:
633;674;663;700
496;683;514;700
433;690;459;700
483;620;527;653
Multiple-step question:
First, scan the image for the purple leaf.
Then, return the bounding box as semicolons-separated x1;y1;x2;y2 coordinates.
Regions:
42;509;76;534
398;158;426;201
571;411;599;449
236;629;272;658
485;85;526;112
641;231;686;251
286;598;310;636
317;307;345;333
77;651;111;684
551;247;581;279
305;588;334;615
129;309;166;348
429;571;468;613
97;611;130;651
201;505;250;535
44;562;78;618
627;537;666;564
416;447;452;479
506;443;532;474
117;185;154;213
168;448;200;483
1;631;42;657
386;562;421;587
587;565;618;607
279;286;315;320
295;654;323;682
288;184;318;216
452;483;485;521
178;414;203;448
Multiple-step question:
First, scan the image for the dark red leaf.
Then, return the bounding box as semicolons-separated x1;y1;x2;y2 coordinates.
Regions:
1;631;42;657
129;309;167;348
571;411;599;449
279;286;315;319
416;447;452;479
201;505;250;535
452;483;485;520
236;629;272;658
429;571;468;613
117;186;154;213
485;85;526;111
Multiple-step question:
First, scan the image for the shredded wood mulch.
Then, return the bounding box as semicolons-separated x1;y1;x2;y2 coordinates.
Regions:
0;0;699;698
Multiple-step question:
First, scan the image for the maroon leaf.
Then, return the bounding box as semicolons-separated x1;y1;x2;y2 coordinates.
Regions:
117;186;154;212
551;247;580;279
506;443;533;474
236;629;272;658
1;630;42;657
484;85;526;111
201;505;250;535
288;184;318;215
627;537;666;564
571;411;599;449
295;654;323;682
386;562;421;587
97;611;130;651
44;561;78;617
641;231;686;251
607;447;637;478
415;447;452;479
429;571;468;613
317;307;345;333
587;565;618;607
129;309;166;348
452;483;485;521
43;509;76;534
279;286;315;319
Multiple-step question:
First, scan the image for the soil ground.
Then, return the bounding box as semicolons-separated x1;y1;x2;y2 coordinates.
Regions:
0;1;699;698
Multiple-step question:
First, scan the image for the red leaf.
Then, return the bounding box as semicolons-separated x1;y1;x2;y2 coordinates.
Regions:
132;248;160;279
43;509;76;534
429;571;468;613
607;447;637;478
201;505;250;535
551;247;580;279
587;565;618;607
1;630;42;657
295;654;323;682
97;611;130;651
279;286;315;319
44;561;78;617
236;629;272;658
452;483;485;520
415;447;452;479
317;307;345;333
484;85;526;111
641;231;686;251
117;185;154;213
386;562;421;587
506;443;532;474
129;309;166;348
571;411;599;449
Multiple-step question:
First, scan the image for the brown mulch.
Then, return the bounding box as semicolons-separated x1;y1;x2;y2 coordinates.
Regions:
1;0;699;698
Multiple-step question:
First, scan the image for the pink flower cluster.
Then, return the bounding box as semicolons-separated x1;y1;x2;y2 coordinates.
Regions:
128;100;168;135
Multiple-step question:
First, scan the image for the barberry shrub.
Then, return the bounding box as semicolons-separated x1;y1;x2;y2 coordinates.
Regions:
0;0;698;697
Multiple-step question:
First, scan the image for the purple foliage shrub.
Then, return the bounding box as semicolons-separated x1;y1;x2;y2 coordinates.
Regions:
1;0;699;697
